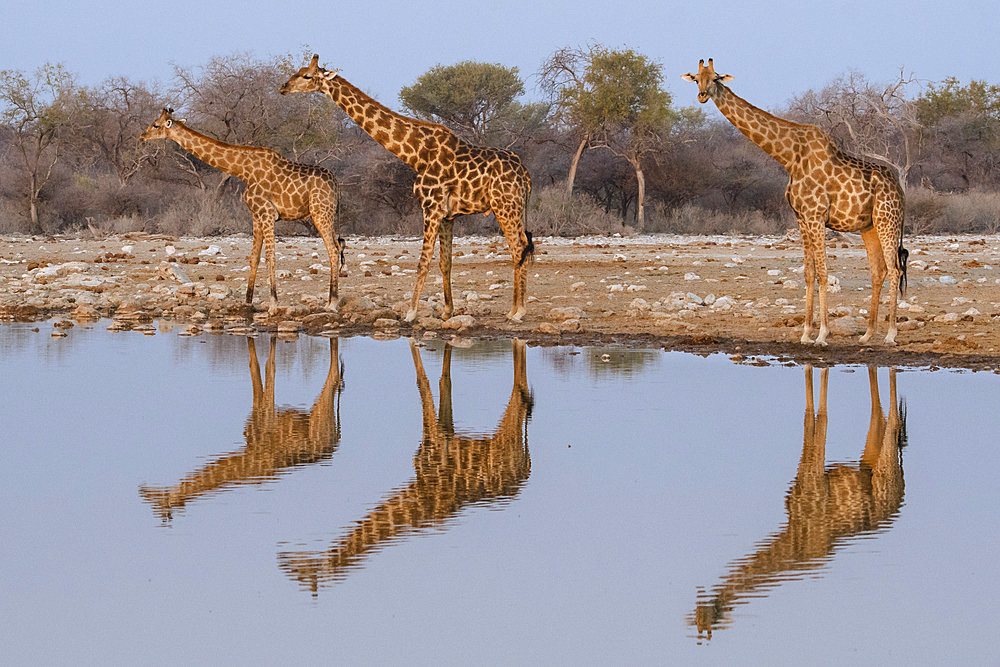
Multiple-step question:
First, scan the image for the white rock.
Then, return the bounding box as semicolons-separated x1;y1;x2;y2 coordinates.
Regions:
703;293;717;306
608;284;624;292
570;281;586;291
712;296;736;310
964;307;981;317
626;284;648;292
934;312;961;323
767;269;783;276
939;275;958;284
165;245;176;256
684;272;700;281
121;245;134;254
199;244;222;256
157;262;191;283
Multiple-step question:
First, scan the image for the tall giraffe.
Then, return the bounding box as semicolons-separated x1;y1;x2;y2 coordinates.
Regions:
139;336;344;523
279;54;534;323
682;60;908;345
691;365;906;640
279;338;533;593
140;109;345;313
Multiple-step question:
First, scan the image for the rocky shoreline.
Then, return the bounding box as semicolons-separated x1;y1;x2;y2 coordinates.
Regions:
3;232;1000;372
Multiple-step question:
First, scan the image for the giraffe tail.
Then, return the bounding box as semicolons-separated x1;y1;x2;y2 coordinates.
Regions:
518;231;534;267
896;244;908;296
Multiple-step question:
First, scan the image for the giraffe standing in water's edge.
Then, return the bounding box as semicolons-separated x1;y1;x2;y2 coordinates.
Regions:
280;55;533;323
683;59;907;345
140;109;345;312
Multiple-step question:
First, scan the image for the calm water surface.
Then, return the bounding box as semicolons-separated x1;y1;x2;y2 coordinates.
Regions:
2;323;998;664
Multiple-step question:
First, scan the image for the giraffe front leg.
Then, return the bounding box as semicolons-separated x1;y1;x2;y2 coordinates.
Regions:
438;219;454;320
406;214;440;322
881;238;902;346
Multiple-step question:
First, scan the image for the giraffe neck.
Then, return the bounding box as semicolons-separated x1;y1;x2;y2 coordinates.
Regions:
318;73;453;172
712;85;808;172
167;123;262;182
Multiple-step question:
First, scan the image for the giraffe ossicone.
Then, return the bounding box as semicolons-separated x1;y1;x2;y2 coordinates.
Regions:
280;54;534;323
140;108;345;313
683;59;908;346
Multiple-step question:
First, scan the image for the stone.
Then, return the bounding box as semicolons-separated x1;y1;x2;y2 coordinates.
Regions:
442;314;476;330
373;318;399;329
828;315;860;337
158;262;191;283
536;322;559;334
570;281;586;291
559;318;582;332
198;244;222;256
711;296;736;310
277;320;304;333
939;275;958;284
548;306;584;321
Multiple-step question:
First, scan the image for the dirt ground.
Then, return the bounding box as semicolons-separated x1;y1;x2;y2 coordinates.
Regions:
2;231;1000;371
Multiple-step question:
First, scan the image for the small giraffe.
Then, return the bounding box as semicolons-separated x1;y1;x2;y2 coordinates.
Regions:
279;338;533;593
683;60;908;345
692;365;905;640
140;109;345;312
138;336;344;523
280;55;534;322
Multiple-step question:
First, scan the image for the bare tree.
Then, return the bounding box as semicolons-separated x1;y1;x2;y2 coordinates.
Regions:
787;69;920;189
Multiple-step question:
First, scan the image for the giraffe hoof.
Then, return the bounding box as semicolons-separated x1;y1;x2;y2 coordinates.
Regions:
324;301;339;313
884;334;897;346
404;309;418;323
859;332;873;344
813;338;829;347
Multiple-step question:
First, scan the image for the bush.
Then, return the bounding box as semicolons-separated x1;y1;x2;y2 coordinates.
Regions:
904;188;1000;234
530;186;626;236
647;202;793;235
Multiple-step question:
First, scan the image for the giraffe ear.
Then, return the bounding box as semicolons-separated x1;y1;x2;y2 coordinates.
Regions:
681;73;697;82
718;74;734;83
165;119;172;128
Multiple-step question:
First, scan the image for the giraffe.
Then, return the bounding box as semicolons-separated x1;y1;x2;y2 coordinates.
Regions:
691;365;906;641
139;336;343;523
278;338;533;593
140;108;345;313
279;54;534;323
682;59;909;346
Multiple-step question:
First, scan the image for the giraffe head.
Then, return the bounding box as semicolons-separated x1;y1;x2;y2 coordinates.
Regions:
279;54;338;96
681;59;734;103
140;108;179;141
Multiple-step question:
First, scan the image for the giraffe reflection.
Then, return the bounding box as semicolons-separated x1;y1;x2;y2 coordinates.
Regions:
139;337;343;523
279;339;532;593
692;366;906;640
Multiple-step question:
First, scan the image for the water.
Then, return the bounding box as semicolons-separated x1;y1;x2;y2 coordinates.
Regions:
2;323;998;664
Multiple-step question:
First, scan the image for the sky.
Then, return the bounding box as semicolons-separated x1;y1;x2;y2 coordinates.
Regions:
3;0;999;112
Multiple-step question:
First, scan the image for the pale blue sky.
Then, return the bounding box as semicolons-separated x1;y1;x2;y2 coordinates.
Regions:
3;0;999;111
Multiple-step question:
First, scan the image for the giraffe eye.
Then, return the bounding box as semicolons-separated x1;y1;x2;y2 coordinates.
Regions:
303;75;312;80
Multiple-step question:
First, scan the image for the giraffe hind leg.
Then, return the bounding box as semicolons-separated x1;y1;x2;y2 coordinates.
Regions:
859;227;887;344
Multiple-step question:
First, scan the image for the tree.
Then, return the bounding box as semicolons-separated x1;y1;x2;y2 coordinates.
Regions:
73;76;163;187
538;46;593;195
914;78;1000;190
399;61;542;147
556;46;674;229
0;63;77;230
787;70;920;189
